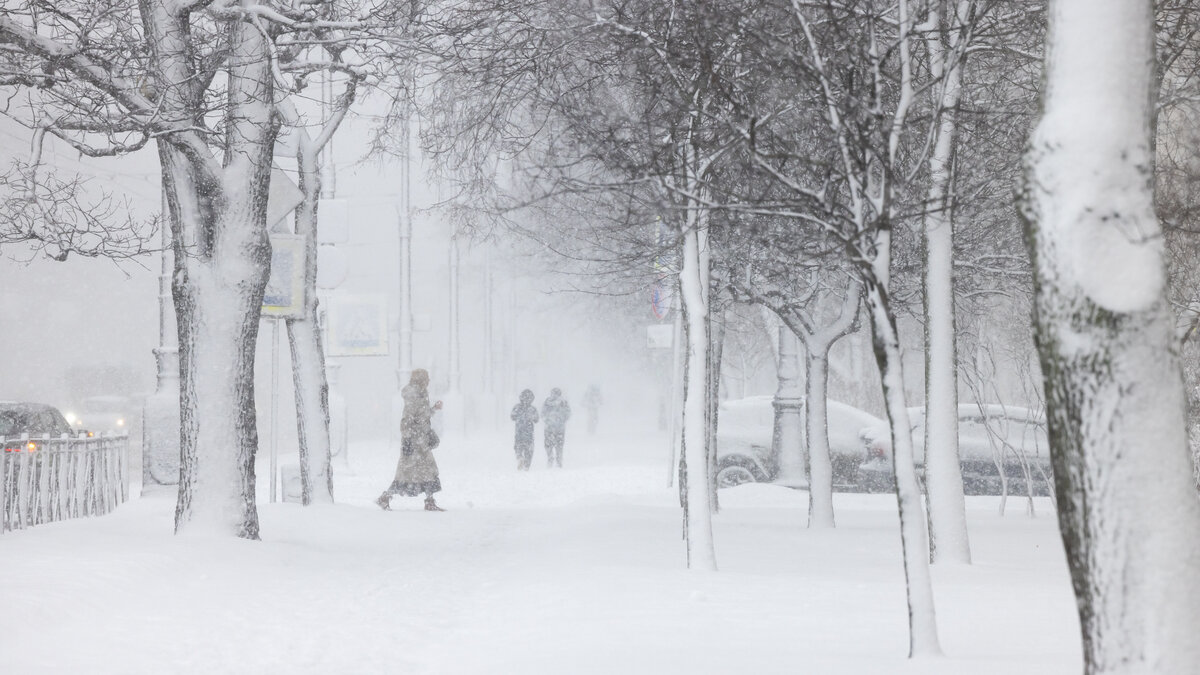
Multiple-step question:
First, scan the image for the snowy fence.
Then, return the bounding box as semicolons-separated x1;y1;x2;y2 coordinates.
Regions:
0;433;129;533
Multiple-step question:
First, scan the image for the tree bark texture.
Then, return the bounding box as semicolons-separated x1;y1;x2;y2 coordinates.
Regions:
1021;0;1200;671
156;6;279;537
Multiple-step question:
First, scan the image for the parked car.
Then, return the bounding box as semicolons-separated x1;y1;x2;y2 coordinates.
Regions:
858;404;1052;496
0;402;75;452
715;395;885;490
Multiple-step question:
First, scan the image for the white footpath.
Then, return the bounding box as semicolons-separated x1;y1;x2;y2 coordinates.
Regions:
0;430;1080;674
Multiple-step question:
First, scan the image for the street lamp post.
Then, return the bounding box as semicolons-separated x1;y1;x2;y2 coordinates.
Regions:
142;189;181;489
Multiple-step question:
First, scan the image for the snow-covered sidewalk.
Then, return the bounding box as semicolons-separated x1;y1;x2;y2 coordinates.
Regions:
0;432;1080;673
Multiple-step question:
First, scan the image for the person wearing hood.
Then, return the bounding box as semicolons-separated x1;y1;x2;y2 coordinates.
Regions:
376;369;445;511
541;388;571;468
511;389;539;470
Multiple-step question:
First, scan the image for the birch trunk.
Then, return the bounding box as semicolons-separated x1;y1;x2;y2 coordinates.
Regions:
680;221;717;571
922;44;971;565
1021;0;1200;670
286;130;334;504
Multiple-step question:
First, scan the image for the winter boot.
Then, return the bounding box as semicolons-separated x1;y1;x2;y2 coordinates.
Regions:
375;494;391;511
424;497;445;512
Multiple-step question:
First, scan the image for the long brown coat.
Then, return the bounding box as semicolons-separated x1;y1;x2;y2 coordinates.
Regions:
388;383;441;495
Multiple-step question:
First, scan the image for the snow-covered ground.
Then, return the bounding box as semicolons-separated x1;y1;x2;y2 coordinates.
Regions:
0;431;1080;673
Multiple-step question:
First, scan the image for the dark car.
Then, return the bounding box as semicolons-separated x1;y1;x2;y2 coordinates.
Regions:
858;404;1053;496
0;402;76;452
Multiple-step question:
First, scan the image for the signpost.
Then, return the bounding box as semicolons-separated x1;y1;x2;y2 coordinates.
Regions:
262;233;306;503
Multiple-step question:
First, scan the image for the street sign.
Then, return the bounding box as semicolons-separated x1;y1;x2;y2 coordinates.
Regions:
266;168;304;230
327;294;389;356
262;234;306;318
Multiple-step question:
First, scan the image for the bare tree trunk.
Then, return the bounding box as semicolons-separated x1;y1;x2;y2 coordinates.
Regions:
286;130;334;504
162;11;279;538
922;56;971;565
1021;0;1200;670
707;305;726;514
680;220;716;571
805;350;834;527
866;278;941;657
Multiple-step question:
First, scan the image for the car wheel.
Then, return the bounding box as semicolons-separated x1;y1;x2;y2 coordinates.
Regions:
717;464;757;488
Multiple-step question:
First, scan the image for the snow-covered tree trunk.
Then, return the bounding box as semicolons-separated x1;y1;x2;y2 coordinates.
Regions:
286;130;334;505
866;277;941;657
1021;0;1200;671
805;350;834;527
163;11;279;538
680;217;717;571
922;20;971;564
707;306;726;514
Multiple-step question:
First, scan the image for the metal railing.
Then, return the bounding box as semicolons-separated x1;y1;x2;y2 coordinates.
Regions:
1;432;129;533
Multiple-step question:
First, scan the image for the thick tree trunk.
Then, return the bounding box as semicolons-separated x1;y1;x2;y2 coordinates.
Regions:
922;59;971;564
163;11;279;538
680;223;717;571
805;351;834;528
1021;1;1200;671
866;278;941;657
286;132;334;505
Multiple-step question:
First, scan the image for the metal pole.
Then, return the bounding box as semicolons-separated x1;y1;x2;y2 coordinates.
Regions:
667;300;684;487
270;318;279;503
397;115;414;383
449;228;460;392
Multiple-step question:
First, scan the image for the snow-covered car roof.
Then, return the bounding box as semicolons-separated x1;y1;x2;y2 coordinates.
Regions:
717;395;885;457
860;402;1048;463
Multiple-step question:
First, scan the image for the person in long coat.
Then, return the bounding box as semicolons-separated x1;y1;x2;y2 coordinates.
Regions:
511;389;538;470
376;369;445;511
542;388;571;468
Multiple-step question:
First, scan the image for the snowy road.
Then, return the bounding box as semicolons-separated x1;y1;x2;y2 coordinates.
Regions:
0;432;1080;674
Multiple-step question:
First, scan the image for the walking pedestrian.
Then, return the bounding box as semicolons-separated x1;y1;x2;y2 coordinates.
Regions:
376;369;445;511
511;389;538;470
542;388;571;468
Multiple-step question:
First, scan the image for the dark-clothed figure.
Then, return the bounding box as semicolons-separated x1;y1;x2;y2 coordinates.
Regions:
582;385;603;435
511;389;539;470
542;388;571;468
377;369;445;511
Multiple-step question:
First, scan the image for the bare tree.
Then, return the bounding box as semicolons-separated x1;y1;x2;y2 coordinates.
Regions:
0;0;408;536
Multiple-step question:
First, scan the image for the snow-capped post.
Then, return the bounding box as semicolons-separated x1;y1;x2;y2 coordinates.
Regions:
279;74;360;506
1020;0;1200;670
773;327;806;489
921;0;973;567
